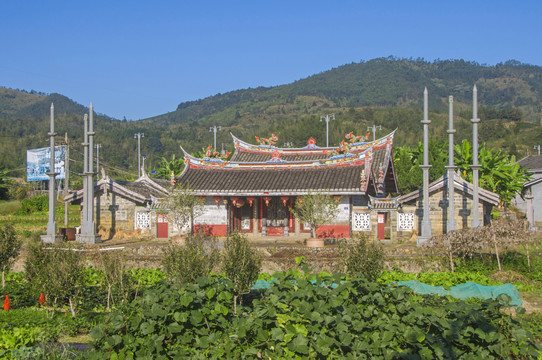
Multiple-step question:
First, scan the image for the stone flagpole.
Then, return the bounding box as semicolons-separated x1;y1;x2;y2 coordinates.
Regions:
446;96;457;232
76;104;101;243
471;86;481;228
419;87;432;245
41;103;62;243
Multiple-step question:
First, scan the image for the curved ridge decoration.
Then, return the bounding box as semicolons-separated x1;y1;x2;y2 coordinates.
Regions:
230;129;396;155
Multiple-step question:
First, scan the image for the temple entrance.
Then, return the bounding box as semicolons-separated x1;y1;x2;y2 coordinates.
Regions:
263;197;288;236
232;203;253;233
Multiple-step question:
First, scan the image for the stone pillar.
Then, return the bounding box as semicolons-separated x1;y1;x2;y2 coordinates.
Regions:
418;88;432;245
41;103;63;243
446;96;457;232
471;86;481;228
526;191;535;230
77;104;101;243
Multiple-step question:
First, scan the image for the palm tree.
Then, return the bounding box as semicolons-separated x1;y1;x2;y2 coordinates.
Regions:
155;154;184;180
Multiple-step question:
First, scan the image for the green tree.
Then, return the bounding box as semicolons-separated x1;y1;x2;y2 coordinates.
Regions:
0;169;12;200
393;140;447;194
290;192;340;238
454;139;531;206
0;224;22;288
155;154;184;180
222;232;262;314
162;232;219;285
25;238;84;317
165;183;204;235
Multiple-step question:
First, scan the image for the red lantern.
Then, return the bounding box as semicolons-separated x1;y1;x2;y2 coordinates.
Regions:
263;196;272;206
280;196;289;206
230;196;239;206
332;195;341;203
213;196;221;205
246;196;256;207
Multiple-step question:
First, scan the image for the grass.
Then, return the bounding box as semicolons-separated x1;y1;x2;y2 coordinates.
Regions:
0;200;21;215
0;200;81;237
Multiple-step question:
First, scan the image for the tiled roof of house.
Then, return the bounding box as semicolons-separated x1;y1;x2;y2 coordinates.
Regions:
177;164;370;196
398;171;500;206
518;155;542;172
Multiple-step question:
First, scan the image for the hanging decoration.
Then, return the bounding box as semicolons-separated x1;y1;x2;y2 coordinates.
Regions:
213;196;222;205
235;199;245;208
263;196;272;206
246;196;256;207
332;195;342;203
230;196;239;206
280;196;289;206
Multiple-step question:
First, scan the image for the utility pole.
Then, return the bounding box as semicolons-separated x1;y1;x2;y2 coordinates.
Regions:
134;132;144;177
96;144;102;178
209;126;221;150
320;114;335;147
534;145;541;155
367;124;382;142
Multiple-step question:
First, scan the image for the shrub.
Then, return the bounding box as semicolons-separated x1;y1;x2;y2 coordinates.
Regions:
94;250;133;310
13;195;48;215
162;231;219;285
222;232;262;313
0;224;22;288
339;234;384;281
25;238;85;317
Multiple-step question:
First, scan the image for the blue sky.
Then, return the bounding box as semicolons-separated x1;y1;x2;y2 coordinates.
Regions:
1;1;540;120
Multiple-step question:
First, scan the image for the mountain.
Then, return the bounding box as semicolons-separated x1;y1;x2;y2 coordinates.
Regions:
1;57;542;181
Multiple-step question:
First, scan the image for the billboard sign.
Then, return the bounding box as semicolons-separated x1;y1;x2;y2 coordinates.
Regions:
26;145;66;181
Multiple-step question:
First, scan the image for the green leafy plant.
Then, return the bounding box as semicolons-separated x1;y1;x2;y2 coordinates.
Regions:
94;250;133;311
222;232;262;313
290;191;339;238
162;231;219;285
25;238;85;317
339;234;384;281
0;224;22;288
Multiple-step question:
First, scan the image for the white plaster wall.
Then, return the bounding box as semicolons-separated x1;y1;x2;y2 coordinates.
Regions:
194;198;228;225
333;197;350;225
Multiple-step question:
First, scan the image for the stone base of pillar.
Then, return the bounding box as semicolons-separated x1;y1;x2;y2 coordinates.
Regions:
40;235;64;244
76;234;102;244
416;236;431;247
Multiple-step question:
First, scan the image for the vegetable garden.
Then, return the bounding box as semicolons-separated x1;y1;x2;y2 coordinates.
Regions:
0;227;541;359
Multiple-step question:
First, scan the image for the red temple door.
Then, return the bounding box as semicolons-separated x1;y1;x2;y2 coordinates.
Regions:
157;213;169;238
377;213;385;240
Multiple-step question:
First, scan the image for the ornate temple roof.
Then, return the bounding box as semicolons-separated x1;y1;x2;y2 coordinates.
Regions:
177;163;372;196
177;145;374;196
228;131;398;194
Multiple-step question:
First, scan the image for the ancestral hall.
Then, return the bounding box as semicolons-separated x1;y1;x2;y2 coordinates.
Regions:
174;131;399;239
66;130;499;242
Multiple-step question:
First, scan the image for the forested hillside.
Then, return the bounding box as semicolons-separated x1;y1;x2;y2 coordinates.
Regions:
1;57;542;181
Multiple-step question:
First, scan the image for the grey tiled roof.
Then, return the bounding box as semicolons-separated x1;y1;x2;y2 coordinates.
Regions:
177;165;367;195
518;155;542;171
231;152;328;162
